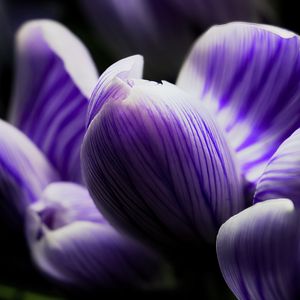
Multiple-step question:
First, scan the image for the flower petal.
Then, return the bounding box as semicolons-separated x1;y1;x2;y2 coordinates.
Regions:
217;199;300;300
26;182;161;288
82;79;244;248
0;120;58;223
86;55;144;127
255;129;300;205
177;22;300;183
10;20;98;182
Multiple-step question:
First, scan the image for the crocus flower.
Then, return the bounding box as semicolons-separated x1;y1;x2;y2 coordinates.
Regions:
79;0;274;78
217;128;300;300
27;181;160;289
82;23;300;252
0;19;161;289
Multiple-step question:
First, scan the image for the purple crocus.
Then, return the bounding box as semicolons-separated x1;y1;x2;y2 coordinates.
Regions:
0;19;161;289
82;23;300;252
79;0;274;78
217;128;300;300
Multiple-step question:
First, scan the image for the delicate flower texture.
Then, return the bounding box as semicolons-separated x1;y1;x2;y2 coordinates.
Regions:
79;0;273;78
27;182;160;288
10;19;98;183
217;199;300;300
177;23;300;183
255;129;300;205
0;120;58;223
82;22;300;251
0;19;161;288
83;71;243;247
217;129;300;299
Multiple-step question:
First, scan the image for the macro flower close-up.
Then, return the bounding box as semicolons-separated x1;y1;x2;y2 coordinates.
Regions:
82;22;300;251
0;19;162;295
1;0;300;299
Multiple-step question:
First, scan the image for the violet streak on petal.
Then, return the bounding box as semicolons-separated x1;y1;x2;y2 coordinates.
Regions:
217;199;300;300
86;55;143;127
82;78;244;248
0;120;58;222
255;129;300;206
26;182;161;288
10;20;98;183
177;22;300;183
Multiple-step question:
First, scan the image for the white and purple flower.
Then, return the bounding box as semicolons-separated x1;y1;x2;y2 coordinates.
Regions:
82;22;300;255
0;19;161;289
2;15;300;296
217;128;300;299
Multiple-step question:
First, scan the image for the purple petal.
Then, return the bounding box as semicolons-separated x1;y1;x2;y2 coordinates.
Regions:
86;55;143;127
0;120;58;222
177;22;300;183
82;79;244;247
26;182;161;288
10;20;98;183
255;129;300;205
217;199;300;300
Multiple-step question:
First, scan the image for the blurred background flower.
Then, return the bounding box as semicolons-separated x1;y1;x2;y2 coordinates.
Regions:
79;0;274;79
0;18;163;298
0;0;277;119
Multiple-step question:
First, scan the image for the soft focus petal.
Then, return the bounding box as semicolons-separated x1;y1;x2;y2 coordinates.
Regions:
82;78;244;248
217;199;300;300
26;182;161;288
79;0;193;78
255;129;300;205
177;22;300;183
80;0;273;79
10;19;98;182
0;120;58;222
86;55;143;127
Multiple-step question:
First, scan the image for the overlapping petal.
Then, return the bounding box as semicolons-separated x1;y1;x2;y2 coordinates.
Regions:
10;20;98;182
26;182;161;288
255;129;300;205
177;22;300;183
217;199;300;300
86;55;144;127
0;120;58;222
82;78;244;247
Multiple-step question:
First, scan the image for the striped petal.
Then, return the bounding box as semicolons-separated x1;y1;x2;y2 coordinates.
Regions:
177;22;300;183
26;182;161;288
10;20;98;182
86;55;143;127
82;78;244;248
217;199;300;300
0;120;58;223
255;129;300;205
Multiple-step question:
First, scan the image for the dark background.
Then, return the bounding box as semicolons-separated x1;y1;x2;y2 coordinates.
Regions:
0;0;299;298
